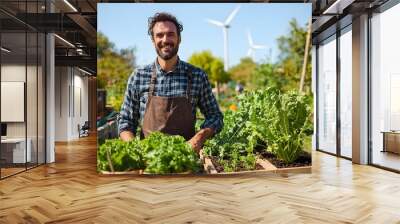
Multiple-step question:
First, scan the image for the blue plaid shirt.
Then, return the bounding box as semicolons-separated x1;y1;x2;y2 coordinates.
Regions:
118;58;223;135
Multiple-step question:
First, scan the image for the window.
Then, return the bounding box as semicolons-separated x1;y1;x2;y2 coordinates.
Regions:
339;26;352;158
370;3;400;171
317;35;337;154
0;1;46;179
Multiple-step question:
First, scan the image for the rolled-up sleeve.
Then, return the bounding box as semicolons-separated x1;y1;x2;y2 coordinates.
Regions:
118;73;140;135
198;71;223;134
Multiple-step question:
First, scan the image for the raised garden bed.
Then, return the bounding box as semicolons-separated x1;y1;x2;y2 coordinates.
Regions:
201;154;311;175
99;151;311;176
98;88;313;176
196;88;313;175
98;170;196;176
258;151;311;168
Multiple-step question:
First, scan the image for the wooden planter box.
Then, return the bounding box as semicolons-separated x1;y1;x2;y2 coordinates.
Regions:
99;170;143;175
202;156;311;175
99;158;311;176
98;169;194;176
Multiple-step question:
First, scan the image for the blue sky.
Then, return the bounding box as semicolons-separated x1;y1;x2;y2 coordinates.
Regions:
98;3;311;67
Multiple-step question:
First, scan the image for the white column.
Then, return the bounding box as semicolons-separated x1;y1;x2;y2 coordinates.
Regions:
312;45;317;151
352;14;369;164
46;32;55;163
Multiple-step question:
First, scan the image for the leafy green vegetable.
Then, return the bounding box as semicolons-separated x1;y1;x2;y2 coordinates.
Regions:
98;88;312;174
142;132;201;174
98;139;145;172
97;132;201;174
262;90;313;163
203;87;312;170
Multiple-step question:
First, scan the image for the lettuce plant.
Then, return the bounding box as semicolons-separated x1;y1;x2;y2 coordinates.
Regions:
97;138;145;172
98;132;201;174
142;132;201;174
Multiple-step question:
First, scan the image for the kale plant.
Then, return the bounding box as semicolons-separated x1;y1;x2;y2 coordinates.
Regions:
203;87;313;169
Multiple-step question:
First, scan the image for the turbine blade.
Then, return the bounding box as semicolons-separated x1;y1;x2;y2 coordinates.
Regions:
247;48;253;57
206;19;224;27
247;31;253;46
253;45;267;49
225;5;240;25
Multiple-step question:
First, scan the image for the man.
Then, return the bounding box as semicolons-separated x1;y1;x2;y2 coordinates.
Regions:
118;12;223;153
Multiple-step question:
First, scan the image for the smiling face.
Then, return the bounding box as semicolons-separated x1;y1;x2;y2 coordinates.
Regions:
152;21;180;60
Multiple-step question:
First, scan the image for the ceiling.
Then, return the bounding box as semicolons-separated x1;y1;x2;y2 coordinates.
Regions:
0;0;98;74
1;0;394;74
310;0;390;43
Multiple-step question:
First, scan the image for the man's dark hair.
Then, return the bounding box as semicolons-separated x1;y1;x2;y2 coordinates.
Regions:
148;12;183;39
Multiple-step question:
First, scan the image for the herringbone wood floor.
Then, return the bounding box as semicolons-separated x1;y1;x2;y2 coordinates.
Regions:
1;135;400;223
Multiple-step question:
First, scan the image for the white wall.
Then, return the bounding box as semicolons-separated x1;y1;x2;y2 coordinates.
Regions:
72;72;89;138
1;63;46;164
1;65;25;144
54;67;89;141
1;65;26;81
1;65;28;139
55;67;68;141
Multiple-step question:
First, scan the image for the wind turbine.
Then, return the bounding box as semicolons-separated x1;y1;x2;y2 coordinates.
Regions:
206;5;240;71
247;31;267;61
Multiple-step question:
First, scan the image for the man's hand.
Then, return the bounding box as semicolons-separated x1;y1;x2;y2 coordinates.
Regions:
120;131;135;142
188;128;214;154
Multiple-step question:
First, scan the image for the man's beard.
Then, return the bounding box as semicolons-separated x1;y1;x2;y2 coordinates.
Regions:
156;42;179;60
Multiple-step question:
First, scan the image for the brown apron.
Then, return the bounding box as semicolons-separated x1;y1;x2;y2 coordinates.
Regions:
141;64;196;141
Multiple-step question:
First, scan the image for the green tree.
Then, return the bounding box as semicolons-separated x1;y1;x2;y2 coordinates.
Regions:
228;57;257;85
97;32;115;58
97;32;136;111
250;63;286;91
188;50;229;98
276;18;311;94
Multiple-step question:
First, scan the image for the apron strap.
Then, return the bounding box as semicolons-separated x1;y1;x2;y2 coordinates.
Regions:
149;63;157;96
186;67;192;101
